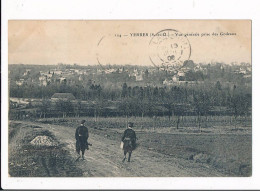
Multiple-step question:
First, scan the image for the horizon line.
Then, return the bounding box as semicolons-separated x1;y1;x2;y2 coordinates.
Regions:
8;61;251;66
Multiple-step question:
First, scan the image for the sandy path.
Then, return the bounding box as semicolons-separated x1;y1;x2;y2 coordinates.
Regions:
16;121;225;177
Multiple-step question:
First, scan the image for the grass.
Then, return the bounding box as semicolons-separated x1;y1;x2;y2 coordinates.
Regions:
8;122;83;177
138;133;252;176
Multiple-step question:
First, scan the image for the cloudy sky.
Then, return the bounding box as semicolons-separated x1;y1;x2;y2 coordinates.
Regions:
8;20;251;65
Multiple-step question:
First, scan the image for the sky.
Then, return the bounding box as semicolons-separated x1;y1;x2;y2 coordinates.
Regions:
8;20;251;66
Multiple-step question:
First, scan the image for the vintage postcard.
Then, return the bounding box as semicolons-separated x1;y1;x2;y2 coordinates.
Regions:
7;20;252;178
3;20;254;191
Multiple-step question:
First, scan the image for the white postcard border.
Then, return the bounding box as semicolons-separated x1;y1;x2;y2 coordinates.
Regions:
1;0;260;190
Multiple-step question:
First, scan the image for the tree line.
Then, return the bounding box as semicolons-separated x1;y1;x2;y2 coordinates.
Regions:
10;80;251;129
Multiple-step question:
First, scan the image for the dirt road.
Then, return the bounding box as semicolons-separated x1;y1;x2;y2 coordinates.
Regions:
10;120;227;177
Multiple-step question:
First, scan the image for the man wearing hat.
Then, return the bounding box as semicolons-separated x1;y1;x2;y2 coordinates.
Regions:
121;122;137;149
75;120;89;160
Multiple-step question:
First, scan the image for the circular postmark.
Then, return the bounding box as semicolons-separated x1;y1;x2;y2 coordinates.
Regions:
96;34;132;68
149;29;191;69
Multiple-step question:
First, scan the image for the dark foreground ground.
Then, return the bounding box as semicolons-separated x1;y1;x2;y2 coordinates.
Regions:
8;119;251;177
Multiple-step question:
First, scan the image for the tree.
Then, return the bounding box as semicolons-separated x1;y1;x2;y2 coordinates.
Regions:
39;99;51;118
228;93;251;129
153;87;159;101
119;98;131;127
93;100;106;126
127;86;132;97
144;69;149;80
215;81;222;90
158;87;166;101
55;100;74;118
192;91;211;131
121;83;128;98
75;100;82;117
173;104;187;130
96;84;102;100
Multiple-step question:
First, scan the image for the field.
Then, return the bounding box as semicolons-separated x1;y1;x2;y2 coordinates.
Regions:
8;115;251;177
36;115;251;130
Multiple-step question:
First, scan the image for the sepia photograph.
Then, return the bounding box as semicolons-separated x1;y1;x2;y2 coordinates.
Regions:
7;20;252;178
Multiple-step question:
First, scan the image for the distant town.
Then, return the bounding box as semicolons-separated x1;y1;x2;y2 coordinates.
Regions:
8;61;252;120
9;60;251;88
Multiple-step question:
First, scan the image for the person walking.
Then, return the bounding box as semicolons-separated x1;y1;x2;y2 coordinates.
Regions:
121;122;137;162
75;120;89;160
121;122;137;149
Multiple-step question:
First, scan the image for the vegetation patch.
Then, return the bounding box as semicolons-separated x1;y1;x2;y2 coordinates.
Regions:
9;123;83;177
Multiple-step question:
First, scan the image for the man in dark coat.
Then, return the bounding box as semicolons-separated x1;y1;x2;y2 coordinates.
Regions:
121;122;137;149
75;120;89;160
